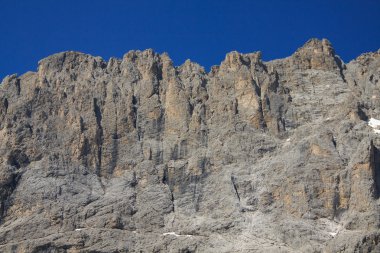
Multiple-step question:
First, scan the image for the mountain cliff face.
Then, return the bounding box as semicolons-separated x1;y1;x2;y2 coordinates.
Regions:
0;39;379;252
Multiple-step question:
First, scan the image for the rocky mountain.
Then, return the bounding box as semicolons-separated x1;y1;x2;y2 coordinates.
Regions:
0;38;379;252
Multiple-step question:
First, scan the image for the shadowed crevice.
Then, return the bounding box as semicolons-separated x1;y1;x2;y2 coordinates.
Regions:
3;98;8;114
109;112;119;175
374;146;380;199
93;98;103;175
0;169;22;223
231;175;241;202
334;56;347;83
15;79;21;95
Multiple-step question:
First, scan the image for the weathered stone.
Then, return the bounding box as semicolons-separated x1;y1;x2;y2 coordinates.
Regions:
0;38;379;252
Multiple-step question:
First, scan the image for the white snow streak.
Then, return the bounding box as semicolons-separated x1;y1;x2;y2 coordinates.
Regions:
163;232;192;237
368;118;380;134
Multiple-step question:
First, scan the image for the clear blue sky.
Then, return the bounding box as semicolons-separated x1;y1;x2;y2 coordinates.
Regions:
0;0;379;79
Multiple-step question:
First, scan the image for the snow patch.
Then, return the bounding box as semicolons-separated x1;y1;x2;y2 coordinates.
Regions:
318;218;342;238
163;232;179;236
368;118;380;134
369;118;380;127
163;232;192;237
75;228;82;231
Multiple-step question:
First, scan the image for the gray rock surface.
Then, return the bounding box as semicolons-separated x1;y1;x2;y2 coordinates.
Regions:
0;38;379;252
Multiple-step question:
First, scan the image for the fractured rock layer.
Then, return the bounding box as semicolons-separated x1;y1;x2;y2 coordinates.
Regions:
0;38;379;252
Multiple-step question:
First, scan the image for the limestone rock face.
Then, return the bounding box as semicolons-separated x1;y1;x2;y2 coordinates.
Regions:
0;39;379;252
